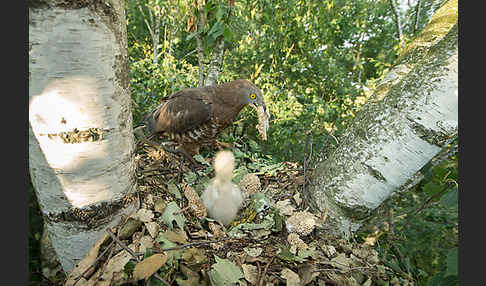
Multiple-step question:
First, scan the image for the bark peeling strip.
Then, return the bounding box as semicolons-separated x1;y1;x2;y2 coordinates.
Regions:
45;193;137;229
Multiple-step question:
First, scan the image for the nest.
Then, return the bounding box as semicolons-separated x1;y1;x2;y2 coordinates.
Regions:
59;141;401;286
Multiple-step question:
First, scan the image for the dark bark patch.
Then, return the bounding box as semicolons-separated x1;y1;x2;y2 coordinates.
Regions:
41;127;109;144
45;193;137;229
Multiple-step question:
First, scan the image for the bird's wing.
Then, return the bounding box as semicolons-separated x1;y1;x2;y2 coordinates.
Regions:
153;89;213;134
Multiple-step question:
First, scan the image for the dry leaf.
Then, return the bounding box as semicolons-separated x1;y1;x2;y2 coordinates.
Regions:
154;199;167;213
281;268;301;286
91;249;133;285
298;264;319;285
138;235;154;253
165;230;188;244
145;221;160;239
135;208;154;223
243;247;263;258
293;192;302;206
275;199;296;216
119;218;143;240
241;264;259;285
133;253;168;281
65;232;110;286
189;229;209;239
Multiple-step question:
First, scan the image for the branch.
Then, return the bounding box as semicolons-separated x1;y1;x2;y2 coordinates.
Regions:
413;0;422;34
389;0;403;44
138;5;154;40
105;228;170;286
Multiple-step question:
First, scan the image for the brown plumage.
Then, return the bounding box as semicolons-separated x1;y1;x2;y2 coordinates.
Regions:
139;79;270;155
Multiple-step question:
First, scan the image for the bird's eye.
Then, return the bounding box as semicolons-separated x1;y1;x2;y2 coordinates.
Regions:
249;93;256;99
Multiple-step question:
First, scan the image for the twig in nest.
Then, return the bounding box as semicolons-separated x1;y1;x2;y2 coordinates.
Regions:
72;213;138;286
256;261;262;286
259;257;275;286
140;166;177;174
137;237;234;256
72;240;115;286
96;211;138;280
173;205;191;216
313;266;372;273
105;228;170;286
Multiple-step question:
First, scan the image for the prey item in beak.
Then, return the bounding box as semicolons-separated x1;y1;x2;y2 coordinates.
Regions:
251;104;270;141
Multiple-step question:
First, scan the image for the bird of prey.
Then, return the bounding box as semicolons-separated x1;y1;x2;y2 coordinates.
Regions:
136;79;270;156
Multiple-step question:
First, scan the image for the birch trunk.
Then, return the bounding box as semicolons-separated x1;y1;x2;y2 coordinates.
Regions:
306;0;458;238
29;0;137;272
204;37;225;86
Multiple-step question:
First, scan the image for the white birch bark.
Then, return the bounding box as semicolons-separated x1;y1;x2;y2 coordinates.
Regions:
29;0;138;272
204;37;225;86
306;0;458;237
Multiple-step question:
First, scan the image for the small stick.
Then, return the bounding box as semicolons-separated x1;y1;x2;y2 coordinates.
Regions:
71;241;115;286
173;205;191;216
313;266;372;273
72;212;138;286
96;213;136;279
105;228;170;286
137;237;233;256
259;257;275;286
256;261;262;286
105;228;138;259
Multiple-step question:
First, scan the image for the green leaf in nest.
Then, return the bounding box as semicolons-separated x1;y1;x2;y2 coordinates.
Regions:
277;245;305;263
167;182;182;199
208;255;244;285
193;154;210;166
183;172;198;185
161;201;185;230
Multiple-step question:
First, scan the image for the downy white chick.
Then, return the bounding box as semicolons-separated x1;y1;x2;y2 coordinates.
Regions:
201;150;243;226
